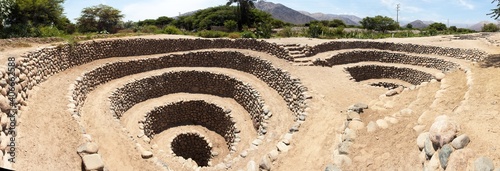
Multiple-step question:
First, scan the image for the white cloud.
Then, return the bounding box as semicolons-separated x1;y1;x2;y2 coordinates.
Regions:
457;0;474;10
121;0;227;21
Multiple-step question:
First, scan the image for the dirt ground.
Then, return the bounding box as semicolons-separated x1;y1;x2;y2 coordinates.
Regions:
3;33;500;171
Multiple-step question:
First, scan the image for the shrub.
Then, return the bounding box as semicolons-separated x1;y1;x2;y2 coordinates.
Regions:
255;22;272;38
163;25;183;34
308;24;323;38
227;32;241;39
277;27;294;37
140;25;160;33
241;31;256;38
482;23;499;32
224;20;238;32
197;30;228;38
39;26;64;37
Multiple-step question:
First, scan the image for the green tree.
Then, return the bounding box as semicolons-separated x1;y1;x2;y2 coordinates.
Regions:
328;19;346;27
76;4;124;33
448;26;458;32
137;19;157;27
172;5;276;31
482;23;499;32
427;22;447;31
406;24;413;29
488;0;500;19
155;16;173;27
0;0;68;38
360;15;398;32
226;0;257;30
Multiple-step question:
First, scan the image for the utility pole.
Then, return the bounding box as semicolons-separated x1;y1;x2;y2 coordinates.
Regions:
396;4;400;23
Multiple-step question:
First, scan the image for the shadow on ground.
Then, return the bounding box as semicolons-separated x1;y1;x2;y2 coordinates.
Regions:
480;54;500;68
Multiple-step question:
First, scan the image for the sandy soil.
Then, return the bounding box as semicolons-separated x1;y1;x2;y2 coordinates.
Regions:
5;32;500;171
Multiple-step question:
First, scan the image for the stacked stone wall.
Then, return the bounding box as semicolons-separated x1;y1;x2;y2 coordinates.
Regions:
171;133;212;167
306;41;487;61
345;65;435;85
318;50;460;72
144;100;236;148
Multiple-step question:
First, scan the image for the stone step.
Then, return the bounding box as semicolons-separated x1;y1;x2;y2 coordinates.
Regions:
291;54;307;59
281;44;300;47
292;62;314;66
289;51;304;55
285;47;305;51
294;59;312;63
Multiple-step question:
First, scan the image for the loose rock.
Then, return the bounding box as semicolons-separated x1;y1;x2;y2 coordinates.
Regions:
417;132;430;150
447;148;475;171
376;119;389;129
259;156;272;171
439;144;454;169
367;121;378;132
82;154;105;171
424;137;436;157
474;157;495;171
451;134;470;149
429;115;458;148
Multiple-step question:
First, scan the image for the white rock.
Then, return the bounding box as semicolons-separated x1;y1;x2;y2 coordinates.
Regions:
376;119;389;129
413;125;426;134
141;150;153;159
367;121;378;132
247;160;257;171
82;154;105;171
348;120;365;130
429;115;458;147
435;72;445;81
399;108;414;116
417;132;430;150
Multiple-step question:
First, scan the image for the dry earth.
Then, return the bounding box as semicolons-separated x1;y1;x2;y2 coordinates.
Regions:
1;33;499;171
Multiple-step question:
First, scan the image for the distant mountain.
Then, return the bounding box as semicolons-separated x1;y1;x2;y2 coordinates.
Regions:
406;20;430;29
299;11;362;26
254;1;316;25
469;21;493;31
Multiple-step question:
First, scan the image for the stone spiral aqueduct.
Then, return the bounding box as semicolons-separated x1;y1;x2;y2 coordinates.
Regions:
0;37;489;170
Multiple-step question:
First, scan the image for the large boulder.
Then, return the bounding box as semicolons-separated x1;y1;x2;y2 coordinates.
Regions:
429;115;458;148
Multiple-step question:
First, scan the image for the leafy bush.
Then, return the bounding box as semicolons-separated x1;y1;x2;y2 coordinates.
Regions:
482;23;499;32
227;32;241;39
255;22;272;38
308;24;323;38
197;30;228;38
39;26;64;37
224;20;238;32
140;25;160;33
277;27;294;37
163;25;183;34
241;31;256;38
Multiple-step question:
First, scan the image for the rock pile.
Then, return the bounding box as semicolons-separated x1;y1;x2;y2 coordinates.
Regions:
316;50;460;72
345;65;435;85
417;115;499;170
306;41;488;61
327;103;369;169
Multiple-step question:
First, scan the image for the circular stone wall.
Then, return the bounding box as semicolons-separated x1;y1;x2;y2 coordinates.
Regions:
144;100;236;148
171;132;212;167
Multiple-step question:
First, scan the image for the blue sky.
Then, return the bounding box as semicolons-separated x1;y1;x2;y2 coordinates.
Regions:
63;0;499;26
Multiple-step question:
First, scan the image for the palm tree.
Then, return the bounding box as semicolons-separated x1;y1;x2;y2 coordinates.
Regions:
226;0;257;30
489;0;500;19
